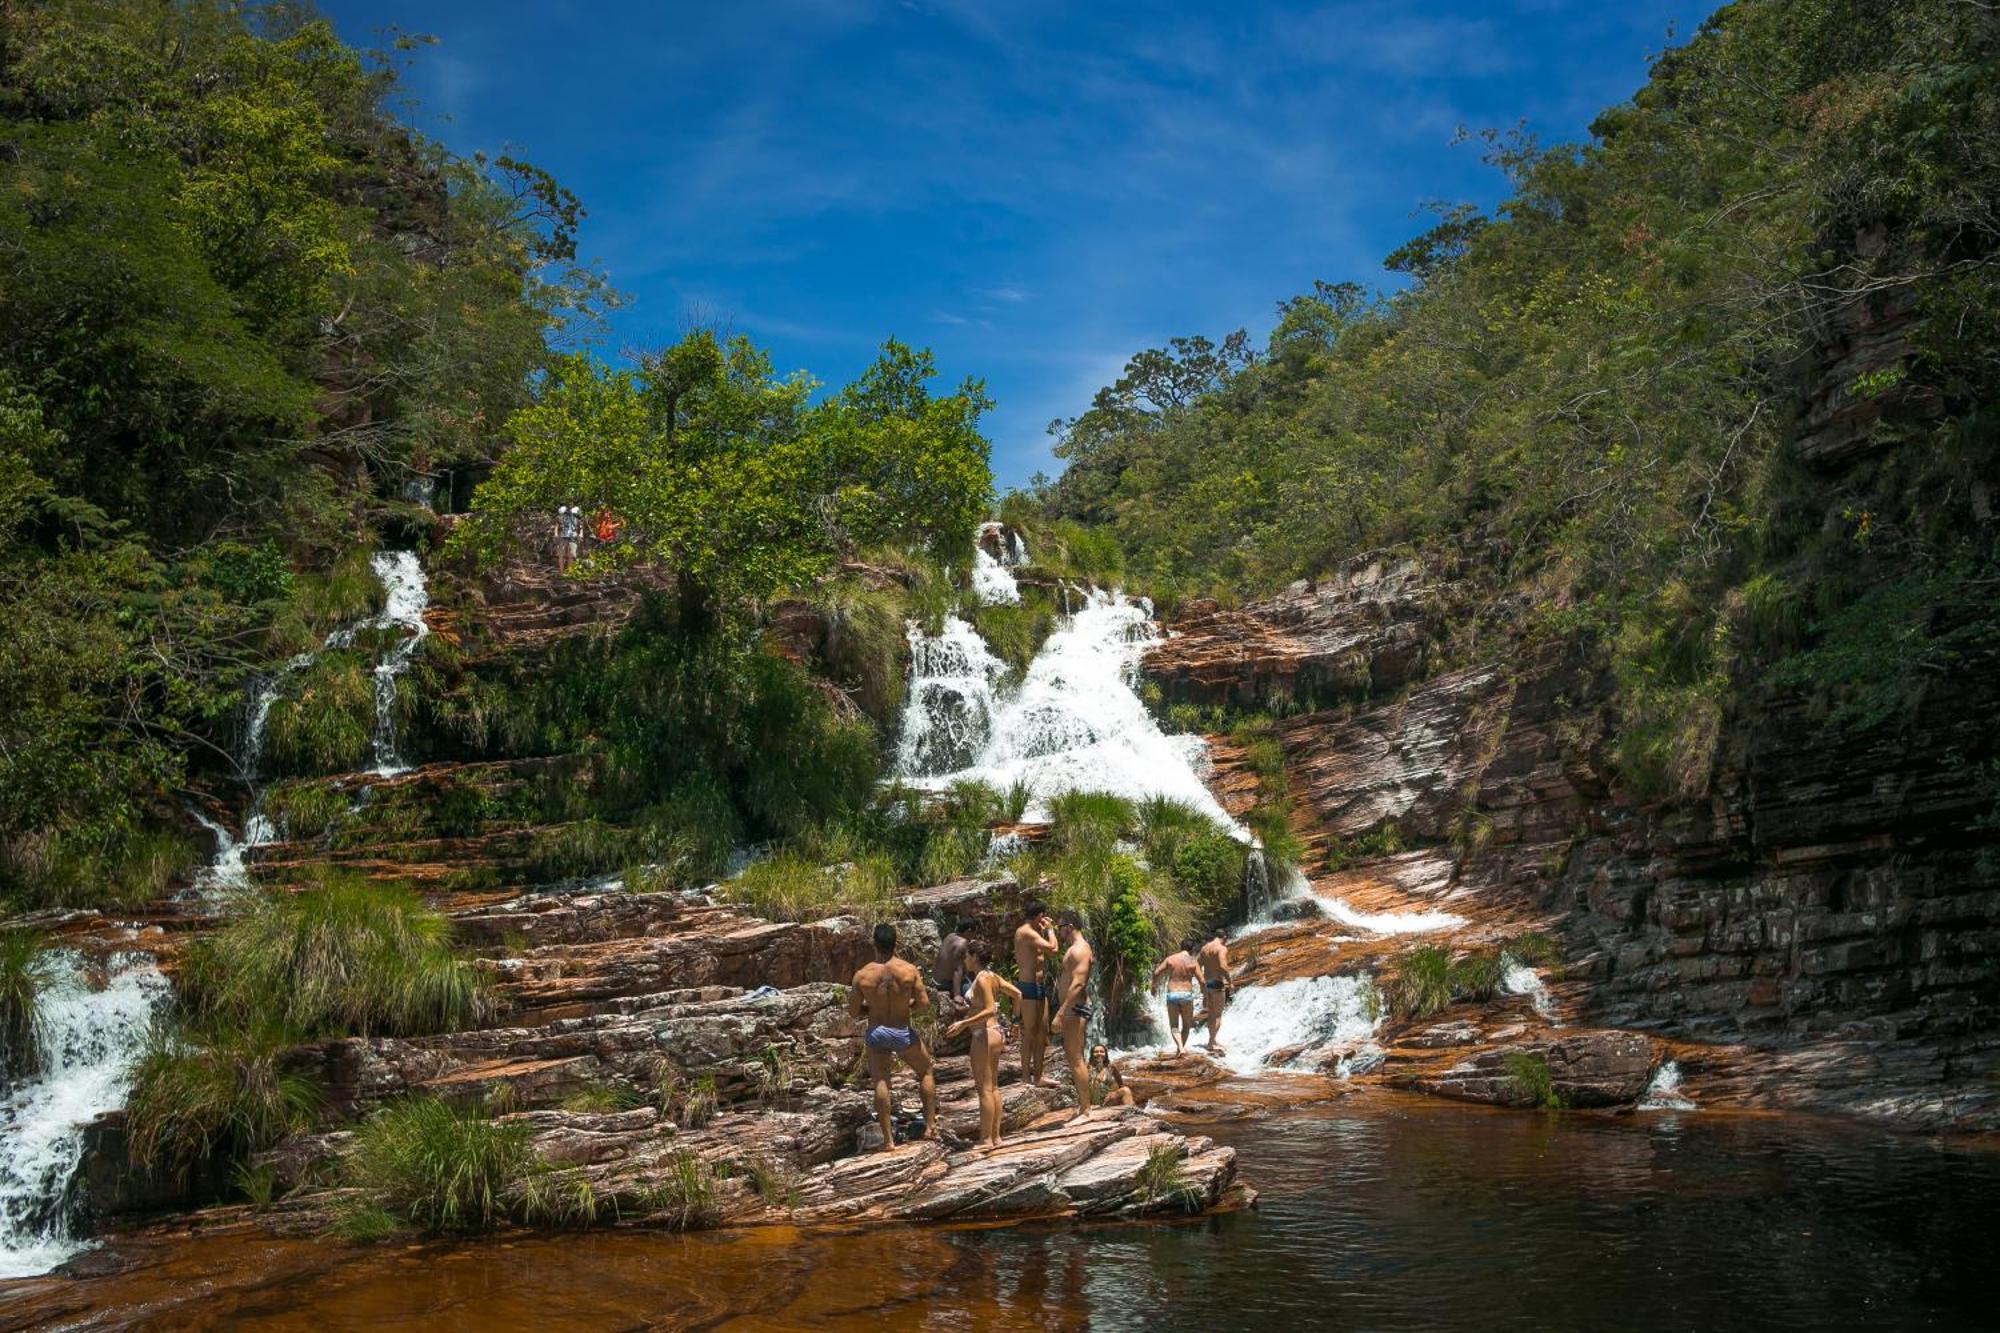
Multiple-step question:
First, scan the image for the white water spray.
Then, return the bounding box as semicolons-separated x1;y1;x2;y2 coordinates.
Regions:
1317;896;1466;935
970;546;1022;606
1639;1059;1696;1111
1501;961;1558;1021
1210;974;1380;1077
328;551;430;776
0;953;168;1279
896;590;1234;825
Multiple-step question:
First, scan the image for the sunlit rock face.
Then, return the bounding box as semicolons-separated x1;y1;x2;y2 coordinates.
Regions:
1143;552;2000;1133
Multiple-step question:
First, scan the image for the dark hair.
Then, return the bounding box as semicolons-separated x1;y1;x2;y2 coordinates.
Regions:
963;938;988;965
1181;937;1200;952
954;919;979;935
1055;908;1083;930
872;923;896;955
1023;900;1048;921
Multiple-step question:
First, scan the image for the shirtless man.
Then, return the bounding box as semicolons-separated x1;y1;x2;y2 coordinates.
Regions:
849;923;937;1152
1196;930;1234;1054
1052;909;1096;1120
1150;938;1203;1056
1011;900;1060;1085
934;919;976;1006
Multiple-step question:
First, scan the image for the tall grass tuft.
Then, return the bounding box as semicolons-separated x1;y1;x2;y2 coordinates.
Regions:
1503;1051;1566;1109
126;1020;322;1173
1388;944;1455;1023
261;651;376;778
0;930;56;1082
342;1097;540;1234
182;871;489;1038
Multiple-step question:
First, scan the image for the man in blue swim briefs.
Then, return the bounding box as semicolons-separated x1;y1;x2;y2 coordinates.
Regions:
1151;938;1203;1057
1012;900;1060;1086
1197;930;1234;1055
849;922;937;1153
1053;909;1097;1121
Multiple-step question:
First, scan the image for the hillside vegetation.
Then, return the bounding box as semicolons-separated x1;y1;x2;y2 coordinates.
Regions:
1037;0;1999;798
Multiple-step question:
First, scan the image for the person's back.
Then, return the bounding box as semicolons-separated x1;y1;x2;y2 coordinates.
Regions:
934;927;969;995
1197;933;1232;1053
849;923;936;1151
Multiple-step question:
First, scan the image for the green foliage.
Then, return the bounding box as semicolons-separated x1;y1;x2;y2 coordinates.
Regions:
1449;952;1506;1003
1503;932;1561;968
260;652;376;778
448;335;994;621
233;1160;280;1211
0;930;56;1082
967;585;1061;674
1503;1052;1567;1110
1102;854;1158;978
263;781;351;843
743;1156;802;1211
1323;823;1406;871
0;1;603;912
126;1020;322;1174
181;872;488;1038
639;1149;720;1229
720;842;899;924
1035;0;2000;793
1134;1143;1199;1212
655;1066;719;1129
342;1097;544;1235
1388;945;1455;1024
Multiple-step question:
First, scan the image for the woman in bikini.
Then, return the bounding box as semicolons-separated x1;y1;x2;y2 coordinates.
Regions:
944;938;1022;1148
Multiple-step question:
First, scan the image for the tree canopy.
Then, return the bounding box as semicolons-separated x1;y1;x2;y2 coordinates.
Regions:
449;333;994;619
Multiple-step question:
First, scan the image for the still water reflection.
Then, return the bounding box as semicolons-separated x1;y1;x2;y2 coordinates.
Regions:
3;1092;1993;1330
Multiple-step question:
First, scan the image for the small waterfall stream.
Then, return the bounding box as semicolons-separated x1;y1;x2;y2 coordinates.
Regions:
0;954;169;1278
326;550;430;777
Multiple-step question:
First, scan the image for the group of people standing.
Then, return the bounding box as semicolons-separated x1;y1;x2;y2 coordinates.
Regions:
847;901;1236;1154
549;503;622;575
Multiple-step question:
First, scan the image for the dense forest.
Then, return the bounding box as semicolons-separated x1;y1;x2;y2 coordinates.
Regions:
1031;0;1999;803
0;1;992;914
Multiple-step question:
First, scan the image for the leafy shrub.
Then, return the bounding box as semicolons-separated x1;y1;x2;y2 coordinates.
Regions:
293;545;386;635
1101;854;1157;978
181;872;488;1038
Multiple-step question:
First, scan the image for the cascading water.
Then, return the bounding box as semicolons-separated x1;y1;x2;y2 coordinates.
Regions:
1639;1059;1696;1111
0;953;168;1278
1501;960;1558;1021
896;590;1235;826
328;551;430;776
1210;974;1380;1077
971;547;1022;606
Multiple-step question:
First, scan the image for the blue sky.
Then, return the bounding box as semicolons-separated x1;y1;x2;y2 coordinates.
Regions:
320;1;1719;490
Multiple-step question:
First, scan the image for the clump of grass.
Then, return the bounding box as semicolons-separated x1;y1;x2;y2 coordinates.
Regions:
1046;790;1135;859
1388;944;1455;1023
126;1021;322;1174
1245;802;1306;872
560;1084;645;1114
639;1149;720;1229
1134;1143;1199;1212
263;781;351;843
655;1064;718;1128
342;1096;590;1235
0;929;56;1082
180;871;489;1038
261;651;377;778
1503;1051;1566;1109
1503;931;1560;968
294;544;386;635
233;1160;280;1210
720;845;898;923
1449;951;1506;1003
527;819;635;882
743;1156;802;1211
1324;823;1405;871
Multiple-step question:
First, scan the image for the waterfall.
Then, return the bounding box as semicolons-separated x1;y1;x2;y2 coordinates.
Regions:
1210;974;1380;1077
895;615;1010;776
365;551;430;775
0;953;168;1279
1316;895;1464;935
971;547;1021;606
1239;849;1276;920
896;590;1235;826
1639;1059;1696;1111
1501;960;1558;1022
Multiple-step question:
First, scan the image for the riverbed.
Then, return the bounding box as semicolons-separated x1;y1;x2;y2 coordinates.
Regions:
4;1089;1993;1330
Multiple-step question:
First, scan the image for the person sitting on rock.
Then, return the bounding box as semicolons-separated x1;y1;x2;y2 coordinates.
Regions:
1151;938;1203;1057
1012;900;1060;1087
1196;930;1234;1055
1053;909;1097;1121
943;938;1022;1148
849;922;937;1152
1087;1044;1136;1107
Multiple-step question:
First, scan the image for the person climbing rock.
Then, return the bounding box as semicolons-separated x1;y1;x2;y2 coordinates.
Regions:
1012;900;1060;1086
1053;909;1096;1121
1152;939;1203;1057
849;922;937;1152
934;918;976;1006
1197;930;1234;1055
552;504;582;574
943;938;1022;1148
